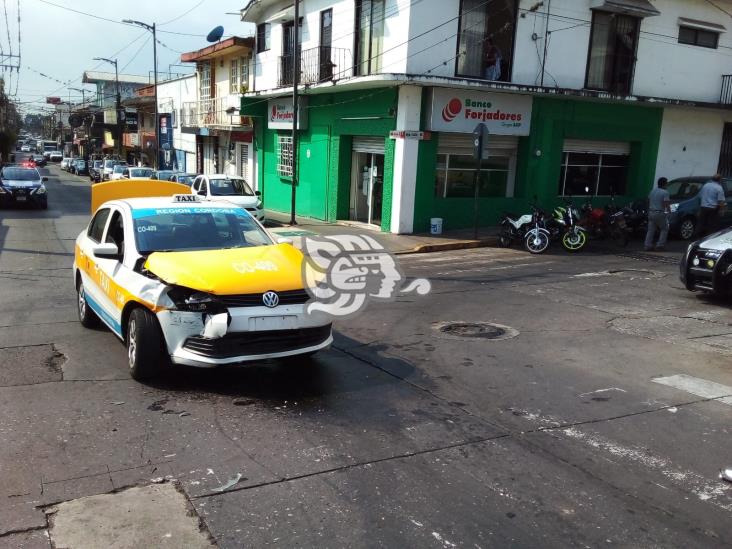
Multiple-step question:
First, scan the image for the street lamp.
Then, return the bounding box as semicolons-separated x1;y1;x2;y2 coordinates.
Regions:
93;57;122;158
68;86;88;106
122;19;158;169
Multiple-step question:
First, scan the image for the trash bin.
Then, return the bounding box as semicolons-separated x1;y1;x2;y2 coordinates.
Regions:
430;217;443;235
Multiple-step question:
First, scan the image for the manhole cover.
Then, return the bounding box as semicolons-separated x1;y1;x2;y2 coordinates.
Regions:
433;321;519;341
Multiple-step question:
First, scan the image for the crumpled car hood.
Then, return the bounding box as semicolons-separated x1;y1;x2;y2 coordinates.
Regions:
144;243;306;295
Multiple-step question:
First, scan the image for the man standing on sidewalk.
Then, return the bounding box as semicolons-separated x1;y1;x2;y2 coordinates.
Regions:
696;174;726;238
645;177;670;251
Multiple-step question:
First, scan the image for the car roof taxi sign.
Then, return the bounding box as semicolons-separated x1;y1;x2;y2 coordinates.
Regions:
173;194;200;203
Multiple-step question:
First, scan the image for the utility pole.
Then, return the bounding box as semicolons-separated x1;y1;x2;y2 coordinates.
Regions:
93;57;122;158
290;0;300;225
123;20;158;169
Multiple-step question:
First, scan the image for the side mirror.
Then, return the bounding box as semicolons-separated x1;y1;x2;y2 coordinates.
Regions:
41;176;48;182
276;236;294;245
91;242;120;260
255;190;261;196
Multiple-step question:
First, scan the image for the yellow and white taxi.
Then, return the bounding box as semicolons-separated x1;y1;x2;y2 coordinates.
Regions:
73;180;331;380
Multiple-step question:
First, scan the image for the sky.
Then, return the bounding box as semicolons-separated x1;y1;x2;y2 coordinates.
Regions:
2;0;253;115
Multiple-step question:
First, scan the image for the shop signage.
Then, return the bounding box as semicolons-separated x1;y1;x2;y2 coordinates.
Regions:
389;130;431;140
124;110;138;131
267;97;308;130
103;109;117;125
46;97;61;105
426;88;532;136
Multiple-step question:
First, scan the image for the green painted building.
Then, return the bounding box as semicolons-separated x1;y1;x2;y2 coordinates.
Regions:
243;83;664;234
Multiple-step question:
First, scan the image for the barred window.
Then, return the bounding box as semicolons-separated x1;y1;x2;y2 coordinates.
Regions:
229;59;239;94
276;134;293;177
199;62;211;100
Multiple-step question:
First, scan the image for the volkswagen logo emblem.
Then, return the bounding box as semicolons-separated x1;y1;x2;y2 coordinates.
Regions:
262;291;279;308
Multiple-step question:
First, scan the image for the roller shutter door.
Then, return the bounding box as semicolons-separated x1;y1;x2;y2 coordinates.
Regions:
563;139;630;155
352;136;385;154
438;133;519;155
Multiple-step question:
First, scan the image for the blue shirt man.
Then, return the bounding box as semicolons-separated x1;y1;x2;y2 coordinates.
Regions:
696;174;727;238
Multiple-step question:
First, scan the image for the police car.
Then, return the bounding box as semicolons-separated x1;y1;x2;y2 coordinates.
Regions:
73;181;332;380
680;227;732;295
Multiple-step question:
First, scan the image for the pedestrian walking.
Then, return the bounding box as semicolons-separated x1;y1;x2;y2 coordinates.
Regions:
695;174;727;238
645;177;671;251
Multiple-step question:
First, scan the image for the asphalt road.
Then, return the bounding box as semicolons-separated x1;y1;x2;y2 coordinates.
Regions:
2;161;732;548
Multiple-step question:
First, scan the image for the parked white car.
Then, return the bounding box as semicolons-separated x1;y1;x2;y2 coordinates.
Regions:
108;164;129;181
49;151;63;162
121;167;155;180
191;175;264;221
60;158;73;171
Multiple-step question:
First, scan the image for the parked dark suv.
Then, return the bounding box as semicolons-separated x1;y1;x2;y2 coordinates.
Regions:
666;176;732;240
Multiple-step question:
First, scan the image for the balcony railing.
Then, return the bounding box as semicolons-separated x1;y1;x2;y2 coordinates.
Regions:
278;46;352;87
181;96;252;128
722;75;732;105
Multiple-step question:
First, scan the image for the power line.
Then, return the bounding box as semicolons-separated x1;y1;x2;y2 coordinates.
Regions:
160;0;205;26
121;35;152;73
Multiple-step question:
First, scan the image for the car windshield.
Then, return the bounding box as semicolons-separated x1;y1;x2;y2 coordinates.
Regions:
113;165;126;173
209;178;255;196
1;168;39;181
104;160;116;168
176;175;196;185
130;168;153;177
156;171;175;180
667;180;704;200
93;161;103;168
133;206;271;253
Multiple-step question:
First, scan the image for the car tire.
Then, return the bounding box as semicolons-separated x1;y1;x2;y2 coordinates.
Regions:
77;280;100;328
679;217;695;240
40;201;48;210
126;307;165;381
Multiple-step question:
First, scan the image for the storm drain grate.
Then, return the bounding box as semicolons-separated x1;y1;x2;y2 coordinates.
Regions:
433;321;519;341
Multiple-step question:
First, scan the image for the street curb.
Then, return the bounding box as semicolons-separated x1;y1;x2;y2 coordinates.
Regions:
394;237;498;255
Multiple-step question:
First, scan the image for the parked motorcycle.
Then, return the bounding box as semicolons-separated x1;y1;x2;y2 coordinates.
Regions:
550;199;587;252
498;210;534;248
524;206;552;254
581;196;631;246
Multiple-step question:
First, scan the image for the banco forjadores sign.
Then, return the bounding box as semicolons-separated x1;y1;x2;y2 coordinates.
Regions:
426;88;532;135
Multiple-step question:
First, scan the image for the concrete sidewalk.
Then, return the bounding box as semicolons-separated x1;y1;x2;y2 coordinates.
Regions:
263;210;498;254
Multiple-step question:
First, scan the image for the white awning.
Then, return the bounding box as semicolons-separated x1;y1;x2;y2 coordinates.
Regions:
590;0;660;17
678;17;726;33
266;5;294;23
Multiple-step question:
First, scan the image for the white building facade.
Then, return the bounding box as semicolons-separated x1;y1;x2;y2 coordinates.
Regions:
180;37;257;186
156;75;198;172
240;0;732;233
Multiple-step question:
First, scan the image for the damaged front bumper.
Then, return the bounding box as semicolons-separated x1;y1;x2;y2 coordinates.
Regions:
157;305;332;367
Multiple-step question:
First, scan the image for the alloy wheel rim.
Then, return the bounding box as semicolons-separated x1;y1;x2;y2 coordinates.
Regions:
681;221;693;239
78;285;86;317
128;319;137;369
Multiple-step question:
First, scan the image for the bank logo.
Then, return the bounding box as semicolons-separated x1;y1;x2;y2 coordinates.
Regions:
441;98;462;122
301;235;431;319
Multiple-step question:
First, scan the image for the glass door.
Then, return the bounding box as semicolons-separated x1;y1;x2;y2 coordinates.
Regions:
350;152;384;225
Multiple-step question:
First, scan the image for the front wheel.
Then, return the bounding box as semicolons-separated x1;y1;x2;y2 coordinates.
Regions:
127;308;165;381
524;229;550;254
561;228;587;252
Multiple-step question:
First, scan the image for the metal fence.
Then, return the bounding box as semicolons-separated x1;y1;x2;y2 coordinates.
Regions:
721;75;732;105
278;46;352;87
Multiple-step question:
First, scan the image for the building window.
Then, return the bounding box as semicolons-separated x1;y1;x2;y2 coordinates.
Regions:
199;62;211;100
434;154;511;198
257;23;271;53
276;134;293;177
678;26;719;48
239;57;249;92
586;11;640;94
229;59;238;94
558;152;629;196
355;0;385;76
455;0;517;81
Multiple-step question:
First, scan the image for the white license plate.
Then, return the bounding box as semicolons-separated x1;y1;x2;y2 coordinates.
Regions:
15;196;26;202
251;315;297;330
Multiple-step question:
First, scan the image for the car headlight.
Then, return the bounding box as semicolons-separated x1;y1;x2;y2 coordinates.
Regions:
669;203;679;213
33;184;46;195
167;287;225;313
